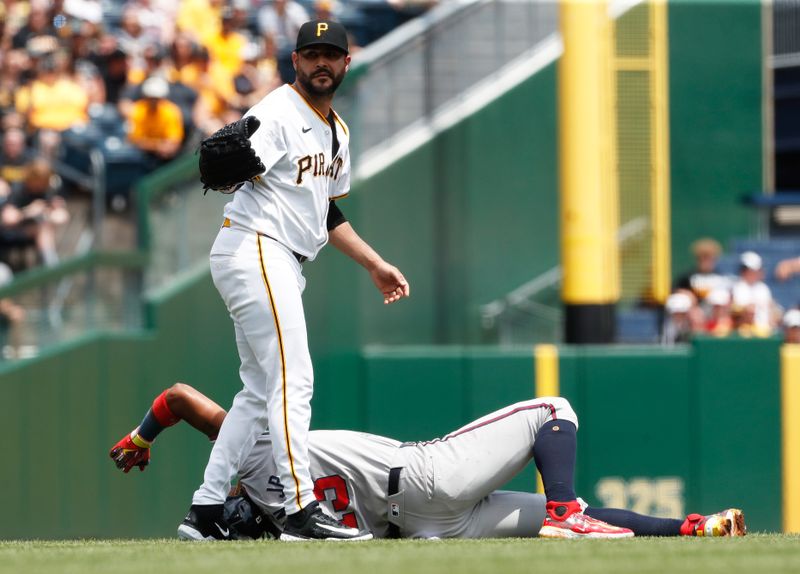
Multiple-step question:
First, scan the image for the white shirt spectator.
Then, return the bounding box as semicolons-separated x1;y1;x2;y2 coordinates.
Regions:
258;0;309;52
732;279;774;332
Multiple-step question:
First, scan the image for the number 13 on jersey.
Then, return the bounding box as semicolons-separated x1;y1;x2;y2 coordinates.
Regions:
313;475;358;528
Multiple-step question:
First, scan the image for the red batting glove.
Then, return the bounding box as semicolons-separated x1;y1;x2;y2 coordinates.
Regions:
109;430;151;473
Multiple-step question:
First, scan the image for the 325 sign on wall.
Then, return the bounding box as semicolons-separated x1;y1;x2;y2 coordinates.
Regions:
594;477;684;518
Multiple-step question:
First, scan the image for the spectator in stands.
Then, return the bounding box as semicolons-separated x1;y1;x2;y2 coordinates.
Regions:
674;238;729;304
14;53;90;158
123;0;170;45
205;6;248;82
92;41;130;105
120;44;169;117
775;255;800;282
127;76;184;163
0;128;35;188
0;1;30;49
731;251;779;338
229;41;279;114
169;33;200;85
117;4;150;74
258;0;310;84
66;18;107;100
3;157;69;268
11;2;57;51
177;0;225;47
313;0;361;53
1;111;25;133
62;0;103;29
184;46;236;136
662;291;696;345
704;288;734;338
783;309;800;344
55;48;104;107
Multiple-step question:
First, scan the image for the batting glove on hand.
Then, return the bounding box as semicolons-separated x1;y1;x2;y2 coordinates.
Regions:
109;430;151;473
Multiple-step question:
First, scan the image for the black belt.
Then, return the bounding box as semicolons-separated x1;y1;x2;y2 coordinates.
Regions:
222;218;307;263
261;234;307;264
387;466;403;539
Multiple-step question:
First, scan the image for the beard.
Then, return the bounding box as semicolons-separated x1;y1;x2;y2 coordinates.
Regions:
296;67;345;97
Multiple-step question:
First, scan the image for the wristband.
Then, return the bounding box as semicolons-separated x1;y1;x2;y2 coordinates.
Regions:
152;389;181;427
131;433;152;449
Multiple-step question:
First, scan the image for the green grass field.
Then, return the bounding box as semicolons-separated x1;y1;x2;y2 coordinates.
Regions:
2;536;799;574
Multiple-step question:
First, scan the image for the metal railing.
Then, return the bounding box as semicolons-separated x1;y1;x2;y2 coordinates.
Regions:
0;252;147;360
337;0;560;171
135;153;226;292
481;217;650;345
772;0;800;68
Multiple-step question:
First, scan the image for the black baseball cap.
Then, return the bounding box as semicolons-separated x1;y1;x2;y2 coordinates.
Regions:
295;20;348;54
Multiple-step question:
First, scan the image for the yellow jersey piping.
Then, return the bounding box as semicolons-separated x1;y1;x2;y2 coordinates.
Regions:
256;234;303;510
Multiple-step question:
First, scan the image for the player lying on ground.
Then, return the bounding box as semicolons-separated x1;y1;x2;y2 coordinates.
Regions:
110;383;746;540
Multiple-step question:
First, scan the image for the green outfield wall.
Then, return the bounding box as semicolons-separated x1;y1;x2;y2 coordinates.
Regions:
0;276;786;538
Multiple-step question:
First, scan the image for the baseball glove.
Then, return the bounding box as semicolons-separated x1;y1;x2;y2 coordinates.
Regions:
199;116;265;193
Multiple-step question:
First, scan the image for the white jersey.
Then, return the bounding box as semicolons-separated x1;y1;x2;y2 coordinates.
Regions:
239;430;401;537
223;84;351;261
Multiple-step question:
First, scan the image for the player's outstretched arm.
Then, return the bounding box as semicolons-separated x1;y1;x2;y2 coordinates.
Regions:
329;222;410;304
109;383;227;473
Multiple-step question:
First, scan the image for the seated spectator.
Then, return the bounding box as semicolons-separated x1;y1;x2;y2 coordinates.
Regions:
674;238;730;305
731;251;779;338
0;128;35;187
313;0;362;53
229;41;279;114
14;53;89;154
177;0;224;48
783;309;800;344
92;42;130;106
704;288;733;338
258;0;309;84
775;255;800;282
169;33;200;86
127;76;184;162
662;291;696;345
205;6;248;80
2;158;70;268
117;4;150;74
185;46;239;135
125;42;168;88
123;0;170;45
11;2;57;51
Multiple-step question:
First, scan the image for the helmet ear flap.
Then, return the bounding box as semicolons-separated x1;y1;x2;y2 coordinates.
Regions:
223;494;282;539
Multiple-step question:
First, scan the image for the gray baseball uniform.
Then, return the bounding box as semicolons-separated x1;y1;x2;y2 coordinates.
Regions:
238;396;578;538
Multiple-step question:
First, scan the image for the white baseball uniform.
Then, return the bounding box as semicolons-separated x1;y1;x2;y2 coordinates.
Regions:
238;397;578;538
192;84;350;514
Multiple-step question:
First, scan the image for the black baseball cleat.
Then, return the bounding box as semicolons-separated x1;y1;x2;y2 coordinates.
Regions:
177;504;232;541
280;501;373;542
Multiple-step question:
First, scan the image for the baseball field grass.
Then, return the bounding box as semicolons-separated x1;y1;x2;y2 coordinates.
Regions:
2;536;799;574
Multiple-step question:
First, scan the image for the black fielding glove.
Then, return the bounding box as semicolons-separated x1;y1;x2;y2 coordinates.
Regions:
199;116;266;193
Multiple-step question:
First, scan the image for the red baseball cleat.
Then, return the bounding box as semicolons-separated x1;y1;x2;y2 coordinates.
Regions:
539;500;634;539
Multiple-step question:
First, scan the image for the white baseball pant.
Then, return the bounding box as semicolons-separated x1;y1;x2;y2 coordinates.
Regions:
388;397;579;538
193;223;315;513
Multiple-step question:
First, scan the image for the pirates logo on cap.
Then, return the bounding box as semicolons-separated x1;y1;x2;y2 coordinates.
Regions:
296;19;349;54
